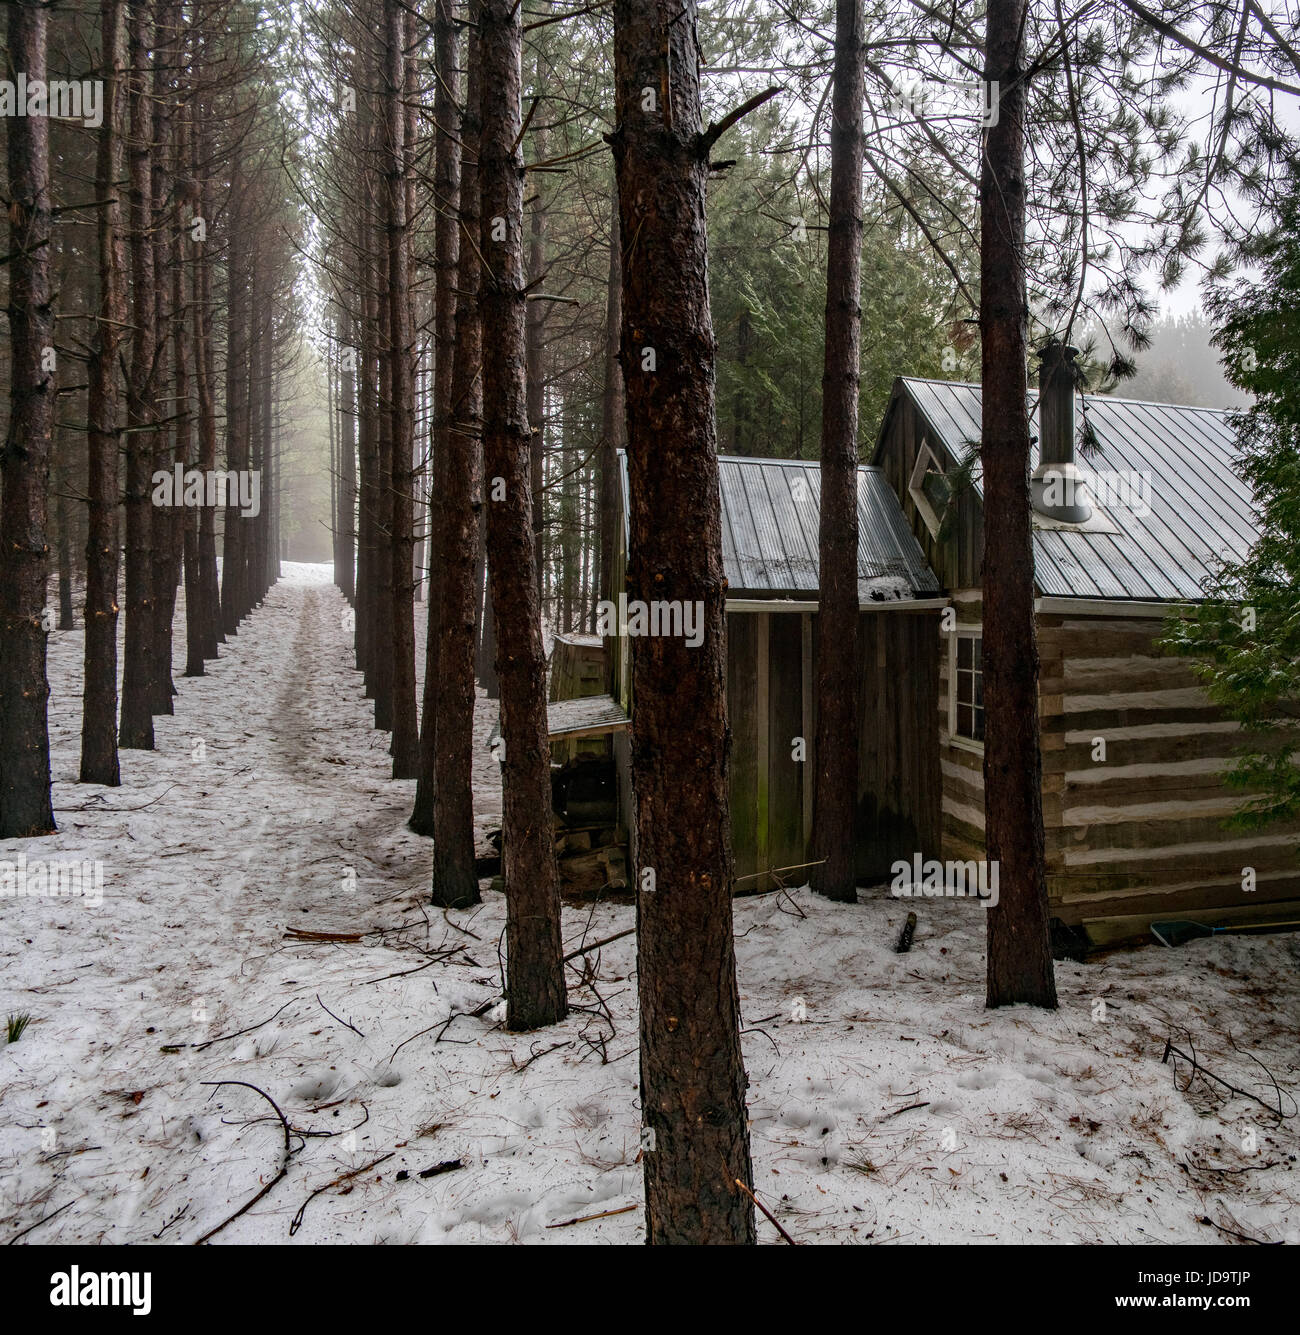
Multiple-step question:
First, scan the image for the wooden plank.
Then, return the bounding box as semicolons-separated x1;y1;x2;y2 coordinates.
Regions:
1077;894;1300;945
768;610;804;876
546;694;630;740
801;612;813;852
1054;827;1300;870
726;613;761;886
756;611;771;875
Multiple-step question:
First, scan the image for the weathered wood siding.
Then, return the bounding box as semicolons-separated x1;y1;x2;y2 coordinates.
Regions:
549;633;608;762
727;607;942;889
854;611;943;879
1039;613;1300;924
937;603;1300;924
727;611;804;888
873;390;983;589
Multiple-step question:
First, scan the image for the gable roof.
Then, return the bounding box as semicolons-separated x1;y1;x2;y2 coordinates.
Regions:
886;377;1257;602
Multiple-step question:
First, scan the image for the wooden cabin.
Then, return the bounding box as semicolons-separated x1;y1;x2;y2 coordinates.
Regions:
871;344;1300;943
567;347;1298;941
605;452;948;890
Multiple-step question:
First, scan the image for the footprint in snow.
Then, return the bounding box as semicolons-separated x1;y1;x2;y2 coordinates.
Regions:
289;1072;341;1102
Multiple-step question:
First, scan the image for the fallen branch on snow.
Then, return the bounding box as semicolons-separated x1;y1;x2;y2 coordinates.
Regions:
192;1081;296;1244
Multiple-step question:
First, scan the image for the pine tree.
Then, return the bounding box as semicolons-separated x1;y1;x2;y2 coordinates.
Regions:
1163;172;1300;828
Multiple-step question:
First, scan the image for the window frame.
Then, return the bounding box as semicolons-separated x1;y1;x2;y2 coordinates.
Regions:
947;624;985;753
908;437;951;540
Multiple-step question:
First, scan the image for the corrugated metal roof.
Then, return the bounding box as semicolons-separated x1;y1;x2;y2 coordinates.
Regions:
715;456;942;598
618;450;941;598
899;377;1255;602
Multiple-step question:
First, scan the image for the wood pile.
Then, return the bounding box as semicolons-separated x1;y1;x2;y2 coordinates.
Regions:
487;754;628;896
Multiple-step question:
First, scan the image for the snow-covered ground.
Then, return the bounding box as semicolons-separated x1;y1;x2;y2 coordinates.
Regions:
1;562;1297;1244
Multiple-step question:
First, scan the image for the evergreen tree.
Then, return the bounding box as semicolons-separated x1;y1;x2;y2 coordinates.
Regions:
1163;169;1300;829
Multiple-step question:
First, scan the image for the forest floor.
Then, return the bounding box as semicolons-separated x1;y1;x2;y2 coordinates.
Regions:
2;562;1298;1245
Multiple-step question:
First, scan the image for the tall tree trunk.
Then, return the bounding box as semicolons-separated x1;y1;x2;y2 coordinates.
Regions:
475;513;499;696
526;86;548;589
811;0;864;903
479;0;567;1030
149;0;178;713
55;453;74;630
413;0;466;842
374;212;395;731
194;112;222;657
173;123;202;679
249;314;270;604
599;212;624;635
0;0;57;836
357;189;380;686
220;177;249;638
119;0;157;750
386;0;420;777
329;322;339;583
431;4;480;902
81;0;128;787
339;311;357;604
980;0;1057;1010
612;0;755;1244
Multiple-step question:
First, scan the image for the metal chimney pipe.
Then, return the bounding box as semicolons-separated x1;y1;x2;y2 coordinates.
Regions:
1031;340;1091;522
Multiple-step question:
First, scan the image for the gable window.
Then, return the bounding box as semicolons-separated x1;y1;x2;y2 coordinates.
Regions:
908;438;951;539
949;628;984;746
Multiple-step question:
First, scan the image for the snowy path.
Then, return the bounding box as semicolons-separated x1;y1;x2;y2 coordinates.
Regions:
2;564;1298;1244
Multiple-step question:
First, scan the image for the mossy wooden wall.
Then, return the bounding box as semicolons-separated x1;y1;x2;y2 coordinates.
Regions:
727;608;942;889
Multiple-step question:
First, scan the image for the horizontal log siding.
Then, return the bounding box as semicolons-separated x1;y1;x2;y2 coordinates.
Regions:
1039;614;1300;922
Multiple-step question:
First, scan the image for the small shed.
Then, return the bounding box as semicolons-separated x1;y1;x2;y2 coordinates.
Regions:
609;452;948;890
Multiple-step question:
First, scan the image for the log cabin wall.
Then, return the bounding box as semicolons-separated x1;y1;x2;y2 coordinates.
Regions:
936;600;1300;926
1039;610;1300;926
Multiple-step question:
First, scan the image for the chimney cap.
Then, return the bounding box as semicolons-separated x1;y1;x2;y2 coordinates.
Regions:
1037;339;1079;364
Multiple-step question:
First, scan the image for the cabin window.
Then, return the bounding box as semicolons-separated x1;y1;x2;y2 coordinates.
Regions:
950;629;984;745
908;439;950;539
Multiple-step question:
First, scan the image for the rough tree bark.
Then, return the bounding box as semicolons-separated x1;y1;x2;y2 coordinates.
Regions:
430;5;480;904
175;127;203;679
525;54;548;590
357;177;380;686
410;3;466;838
55;454;74;631
611;0;756;1244
475;523;499;697
220;169;249;639
81;0;128;787
119;0;157;750
373;176;395;732
193;109;222;658
479;0;567;1030
149;0;181;714
338;309;357;605
811;0;865;903
598;212;624;619
0;0;58;835
980;0;1058;1010
385;0;420;777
